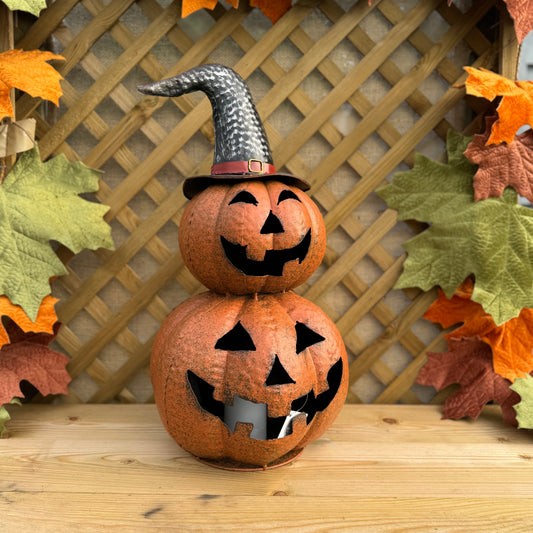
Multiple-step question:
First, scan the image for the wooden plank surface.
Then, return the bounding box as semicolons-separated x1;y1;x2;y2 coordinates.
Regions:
1;404;533;532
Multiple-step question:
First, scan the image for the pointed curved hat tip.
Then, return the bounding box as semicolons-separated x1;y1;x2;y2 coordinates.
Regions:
137;64;310;198
137;77;187;97
137;82;157;94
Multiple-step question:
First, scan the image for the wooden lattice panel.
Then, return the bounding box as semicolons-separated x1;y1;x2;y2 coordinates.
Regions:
16;0;515;404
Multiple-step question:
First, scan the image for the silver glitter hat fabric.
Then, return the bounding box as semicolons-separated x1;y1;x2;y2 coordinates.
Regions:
137;64;274;166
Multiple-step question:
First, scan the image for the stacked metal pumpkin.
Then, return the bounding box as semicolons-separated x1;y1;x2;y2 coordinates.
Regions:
139;65;348;470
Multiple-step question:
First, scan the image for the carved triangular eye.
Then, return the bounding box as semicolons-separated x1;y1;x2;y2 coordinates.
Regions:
295;322;325;354
215;321;256;351
229;190;258;205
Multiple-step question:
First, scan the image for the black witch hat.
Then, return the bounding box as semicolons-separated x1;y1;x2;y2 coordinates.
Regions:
137;64;309;199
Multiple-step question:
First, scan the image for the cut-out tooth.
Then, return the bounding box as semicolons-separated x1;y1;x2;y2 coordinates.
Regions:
224;396;267;439
223;395;306;440
277;411;306;439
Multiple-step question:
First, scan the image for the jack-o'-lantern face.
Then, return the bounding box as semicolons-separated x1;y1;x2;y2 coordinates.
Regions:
151;292;348;468
179;181;326;294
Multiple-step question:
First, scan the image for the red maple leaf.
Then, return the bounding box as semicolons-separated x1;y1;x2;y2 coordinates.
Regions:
502;0;533;43
417;338;519;425
464;116;533;203
0;320;70;405
446;0;533;43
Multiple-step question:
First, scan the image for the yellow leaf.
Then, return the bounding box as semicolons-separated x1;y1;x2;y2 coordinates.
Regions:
0;49;64;121
0;295;58;348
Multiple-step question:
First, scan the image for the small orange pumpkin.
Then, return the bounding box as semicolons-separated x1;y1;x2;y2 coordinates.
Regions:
179;180;326;295
151;291;348;468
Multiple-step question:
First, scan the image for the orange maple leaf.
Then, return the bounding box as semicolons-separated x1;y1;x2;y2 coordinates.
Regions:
424;279;533;382
463;67;533;145
0;294;58;348
0;49;64;121
181;0;238;18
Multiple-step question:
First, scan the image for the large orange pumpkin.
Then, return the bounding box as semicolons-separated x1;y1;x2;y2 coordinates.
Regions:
151;291;348;469
178;180;326;295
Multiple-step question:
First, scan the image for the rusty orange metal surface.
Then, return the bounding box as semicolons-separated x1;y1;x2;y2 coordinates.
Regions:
178;180;326;295
151;291;348;469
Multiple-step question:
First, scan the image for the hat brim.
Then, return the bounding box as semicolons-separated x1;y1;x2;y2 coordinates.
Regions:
183;173;310;199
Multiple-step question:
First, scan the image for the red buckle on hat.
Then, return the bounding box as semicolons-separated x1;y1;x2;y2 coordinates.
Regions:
211;160;276;175
248;159;263;173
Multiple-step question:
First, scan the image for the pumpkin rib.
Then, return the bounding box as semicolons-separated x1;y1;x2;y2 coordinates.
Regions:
287;296;338;395
267;181;305;293
219;295;259;458
234;182;272;294
289;189;319;290
158;292;216;428
163;293;236;459
152;292;212;413
156;292;227;438
190;186;226;290
218;295;247;404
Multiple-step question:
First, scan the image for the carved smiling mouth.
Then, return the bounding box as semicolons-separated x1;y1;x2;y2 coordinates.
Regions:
220;229;311;276
186;358;343;440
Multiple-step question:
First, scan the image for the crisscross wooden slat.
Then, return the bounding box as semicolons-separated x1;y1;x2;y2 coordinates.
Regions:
15;0;517;404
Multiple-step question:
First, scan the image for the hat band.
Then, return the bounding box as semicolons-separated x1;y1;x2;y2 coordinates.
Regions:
211;159;276;175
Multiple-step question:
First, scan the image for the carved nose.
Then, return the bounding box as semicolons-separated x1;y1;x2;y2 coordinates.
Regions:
265;355;295;386
260;211;284;234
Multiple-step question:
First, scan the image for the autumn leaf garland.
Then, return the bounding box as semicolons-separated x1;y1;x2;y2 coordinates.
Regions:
379;67;533;429
0;48;114;434
5;0;533;39
181;0;291;23
378;129;533;326
181;0;533;36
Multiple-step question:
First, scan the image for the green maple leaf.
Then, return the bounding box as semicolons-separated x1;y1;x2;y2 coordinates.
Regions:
509;374;533;429
378;130;533;326
0;145;113;320
1;0;46;16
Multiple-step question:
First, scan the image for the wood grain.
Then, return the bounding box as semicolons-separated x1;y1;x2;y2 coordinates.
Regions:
1;404;533;532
